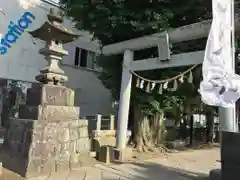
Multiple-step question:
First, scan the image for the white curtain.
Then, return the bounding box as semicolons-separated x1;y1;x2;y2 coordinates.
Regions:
199;0;240;107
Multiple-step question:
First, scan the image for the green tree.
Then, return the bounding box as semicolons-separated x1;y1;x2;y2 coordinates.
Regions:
63;0;212;151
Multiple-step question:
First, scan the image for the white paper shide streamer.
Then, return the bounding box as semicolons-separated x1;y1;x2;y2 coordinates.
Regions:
199;0;240;107
133;64;195;94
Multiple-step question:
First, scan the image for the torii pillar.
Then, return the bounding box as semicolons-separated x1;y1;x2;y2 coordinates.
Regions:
114;35;170;160
116;49;133;153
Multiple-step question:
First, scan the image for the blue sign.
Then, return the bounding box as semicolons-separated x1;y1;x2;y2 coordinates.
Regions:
0;12;35;55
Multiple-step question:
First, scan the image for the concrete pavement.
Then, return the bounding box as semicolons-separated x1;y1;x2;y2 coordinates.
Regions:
1;148;220;180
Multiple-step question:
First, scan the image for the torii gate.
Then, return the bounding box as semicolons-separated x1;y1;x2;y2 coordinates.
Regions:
101;19;240;151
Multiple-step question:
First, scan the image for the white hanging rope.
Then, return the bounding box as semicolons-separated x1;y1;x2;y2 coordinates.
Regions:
123;63;199;83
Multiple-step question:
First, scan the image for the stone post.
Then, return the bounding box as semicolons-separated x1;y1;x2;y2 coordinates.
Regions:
116;49;133;150
96;114;102;131
110;115;115;130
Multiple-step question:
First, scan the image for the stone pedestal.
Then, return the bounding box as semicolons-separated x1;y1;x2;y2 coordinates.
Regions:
209;131;240;180
209;169;221;180
5;84;92;177
26;84;75;106
114;148;132;162
98;146;114;164
220;131;240;180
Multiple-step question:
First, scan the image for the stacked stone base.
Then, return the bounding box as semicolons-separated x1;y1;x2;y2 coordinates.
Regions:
6;118;91;177
3;84;93;177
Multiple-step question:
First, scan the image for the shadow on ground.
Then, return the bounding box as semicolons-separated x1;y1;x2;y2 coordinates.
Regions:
0;149;25;180
98;161;209;180
0;160;211;180
0;148;212;180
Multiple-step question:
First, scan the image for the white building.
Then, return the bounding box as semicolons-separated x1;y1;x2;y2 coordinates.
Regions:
0;0;113;119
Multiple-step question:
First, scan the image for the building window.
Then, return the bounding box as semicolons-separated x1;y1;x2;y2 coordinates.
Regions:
74;47;88;68
87;51;96;69
80;49;87;67
74;47;80;66
74;47;99;70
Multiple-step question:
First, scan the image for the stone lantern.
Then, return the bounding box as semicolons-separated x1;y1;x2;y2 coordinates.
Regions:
29;8;78;85
4;8;92;177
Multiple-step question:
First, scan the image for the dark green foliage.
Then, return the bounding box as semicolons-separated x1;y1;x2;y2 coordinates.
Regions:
63;0;212;115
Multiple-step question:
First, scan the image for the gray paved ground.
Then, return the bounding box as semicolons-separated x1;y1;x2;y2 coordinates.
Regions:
1;148;220;180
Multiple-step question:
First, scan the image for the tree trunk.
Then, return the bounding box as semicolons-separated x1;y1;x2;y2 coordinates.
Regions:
132;104;142;149
153;112;165;144
206;111;214;143
180;117;188;140
132;104;165;152
189;115;194;146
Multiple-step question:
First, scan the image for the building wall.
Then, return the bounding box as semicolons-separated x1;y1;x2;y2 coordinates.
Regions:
62;65;113;117
0;0;113;117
